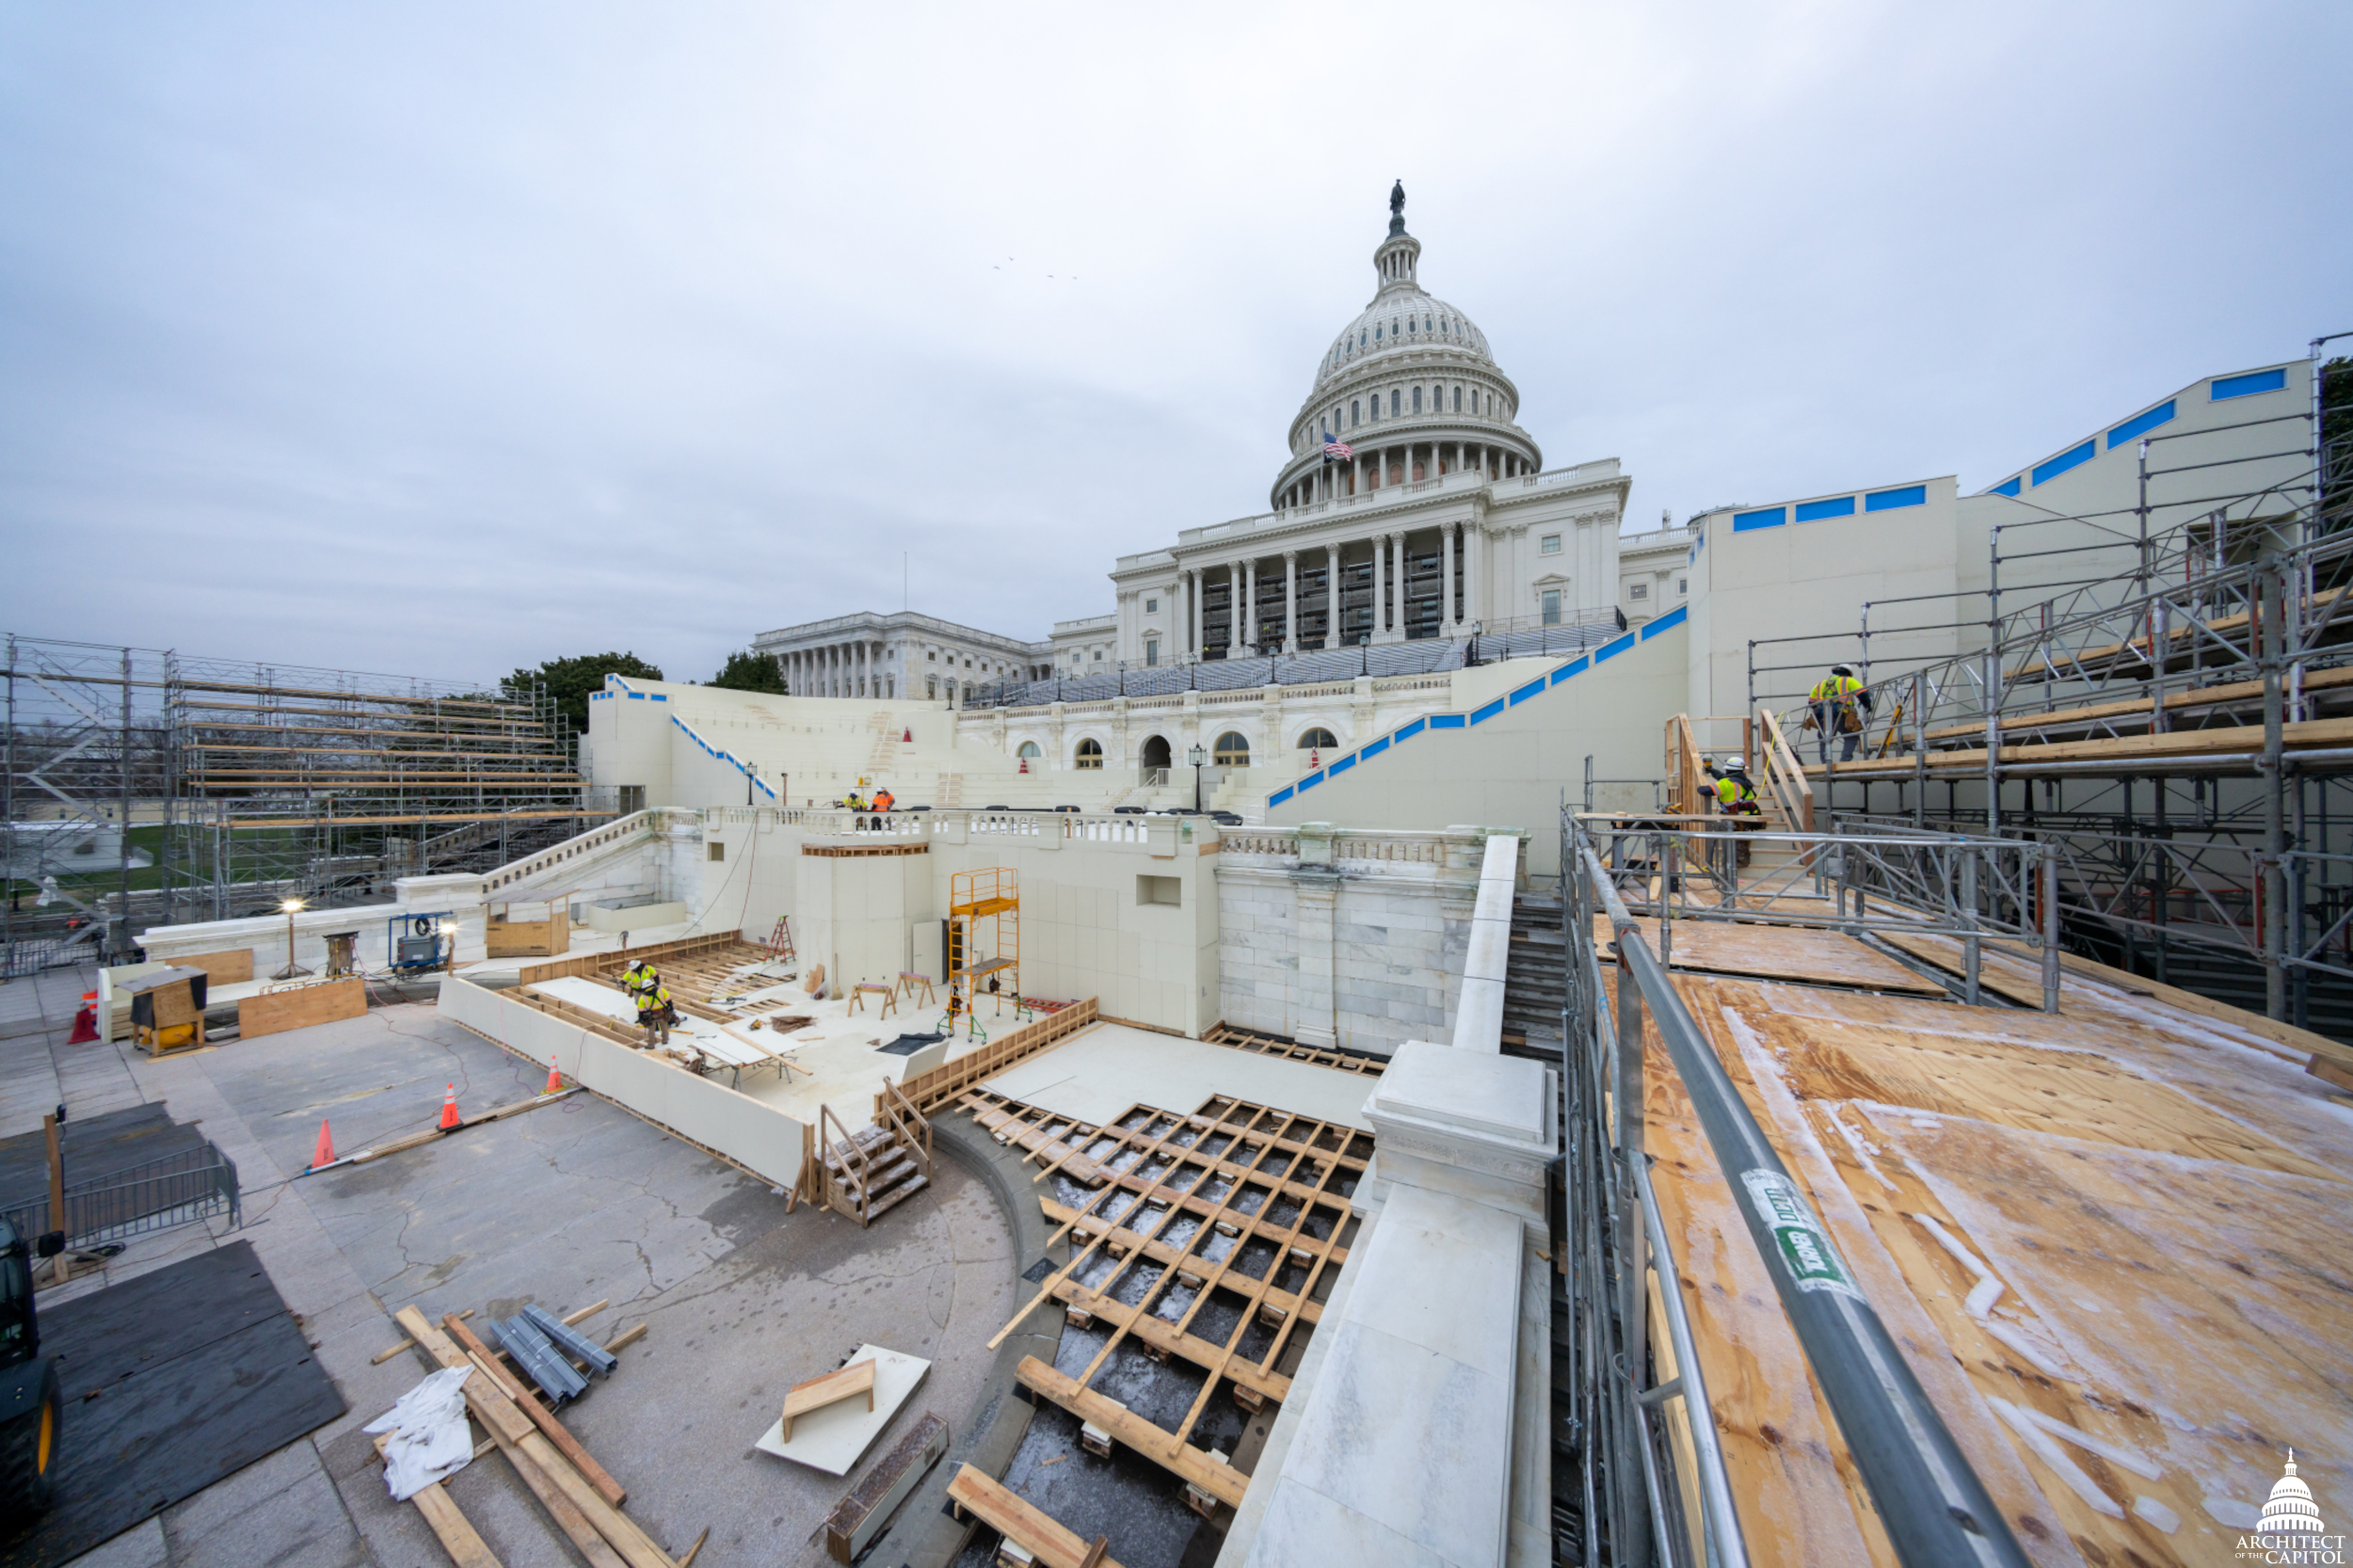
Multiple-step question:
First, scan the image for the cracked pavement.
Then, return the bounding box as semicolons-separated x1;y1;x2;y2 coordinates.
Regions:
38;1000;1016;1567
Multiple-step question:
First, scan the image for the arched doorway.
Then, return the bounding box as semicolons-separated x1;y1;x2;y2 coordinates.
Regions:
1140;734;1172;779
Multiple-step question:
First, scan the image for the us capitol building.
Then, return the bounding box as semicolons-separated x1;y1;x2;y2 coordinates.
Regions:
755;188;1689;697
1103;185;1688;669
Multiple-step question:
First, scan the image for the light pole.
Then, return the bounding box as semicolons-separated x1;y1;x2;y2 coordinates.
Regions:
274;897;312;980
1189;744;1207;813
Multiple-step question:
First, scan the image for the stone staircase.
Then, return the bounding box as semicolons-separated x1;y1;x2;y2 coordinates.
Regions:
1501;892;1566;1063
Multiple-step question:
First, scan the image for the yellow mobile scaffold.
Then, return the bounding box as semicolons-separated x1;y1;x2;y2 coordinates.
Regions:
946;867;1020;1029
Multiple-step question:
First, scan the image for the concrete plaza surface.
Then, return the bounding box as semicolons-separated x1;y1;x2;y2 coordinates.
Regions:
7;985;1015;1568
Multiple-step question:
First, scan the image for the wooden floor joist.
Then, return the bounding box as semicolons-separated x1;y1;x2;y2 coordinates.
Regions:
946;1464;1121;1568
1201;1022;1386;1076
971;1092;1367;1512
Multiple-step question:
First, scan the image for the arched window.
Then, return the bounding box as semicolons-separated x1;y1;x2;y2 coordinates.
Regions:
1453;385;1462;412
1351;399;1360;426
1213;731;1251;766
1298;728;1338;750
1017;741;1042;759
1408;316;1416;333
1375;323;1383;341
1390;390;1401;417
1412;386;1422;413
1075;739;1104;770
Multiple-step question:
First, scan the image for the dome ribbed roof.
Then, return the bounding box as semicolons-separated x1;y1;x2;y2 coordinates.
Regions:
1315;292;1495;392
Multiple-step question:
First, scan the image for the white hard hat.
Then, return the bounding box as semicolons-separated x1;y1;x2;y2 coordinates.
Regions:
1726;757;1747;772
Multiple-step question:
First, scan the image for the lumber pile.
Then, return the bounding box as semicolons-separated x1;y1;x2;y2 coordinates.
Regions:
384;1303;686;1568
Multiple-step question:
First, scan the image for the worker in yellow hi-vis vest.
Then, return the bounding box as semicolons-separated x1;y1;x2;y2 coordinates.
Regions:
1705;757;1763;866
1808;664;1873;765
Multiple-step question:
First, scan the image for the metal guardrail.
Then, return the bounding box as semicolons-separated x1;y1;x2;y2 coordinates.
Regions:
2;1142;241;1249
1561;810;2033;1568
1579;814;2060;1010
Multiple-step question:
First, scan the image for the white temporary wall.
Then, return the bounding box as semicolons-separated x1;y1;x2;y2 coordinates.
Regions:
438;977;805;1189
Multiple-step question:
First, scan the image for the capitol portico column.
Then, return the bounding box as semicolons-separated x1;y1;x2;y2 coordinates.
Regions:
1441;522;1457;634
1228;563;1243;653
1245;559;1259;652
1390;535;1406;639
1369;534;1385;641
1324;543;1341;648
1283;551;1298;654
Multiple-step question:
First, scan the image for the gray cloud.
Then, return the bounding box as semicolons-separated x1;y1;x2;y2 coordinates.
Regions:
1;2;2343;682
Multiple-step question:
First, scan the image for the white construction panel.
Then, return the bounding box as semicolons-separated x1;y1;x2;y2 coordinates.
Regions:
753;1344;931;1476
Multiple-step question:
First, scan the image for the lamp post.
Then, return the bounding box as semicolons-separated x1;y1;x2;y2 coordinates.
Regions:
1189;744;1207;813
274;898;312;980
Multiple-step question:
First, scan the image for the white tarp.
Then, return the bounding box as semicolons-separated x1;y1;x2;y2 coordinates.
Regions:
364;1367;475;1500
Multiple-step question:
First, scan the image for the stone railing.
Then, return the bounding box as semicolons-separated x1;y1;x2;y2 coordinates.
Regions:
1334;830;1446;865
484;808;698;892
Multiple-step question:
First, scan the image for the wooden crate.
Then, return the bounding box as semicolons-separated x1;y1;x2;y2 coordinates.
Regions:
239;977;367;1040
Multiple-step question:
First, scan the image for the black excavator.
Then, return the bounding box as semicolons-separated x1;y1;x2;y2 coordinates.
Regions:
0;1218;61;1524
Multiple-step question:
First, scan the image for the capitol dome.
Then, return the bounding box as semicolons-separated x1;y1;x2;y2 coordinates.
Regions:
2260;1451;2327;1535
1272;188;1540;511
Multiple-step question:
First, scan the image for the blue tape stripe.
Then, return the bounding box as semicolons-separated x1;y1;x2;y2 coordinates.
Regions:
1641;605;1688;639
1298;771;1323;791
1431;713;1465;729
1470;699;1505;726
1594;633;1636;664
1396;717;1426;741
1991;476;2022;497
2032;440;2095;486
1551;656;1590;684
1330;754;1356;775
1795;495;1855;521
1269;786;1294;808
1733;507;1786;532
2212;368;2287;401
1864;485;1926;512
1509;679;1545;705
2107;400;2176;448
1360;735;1388;759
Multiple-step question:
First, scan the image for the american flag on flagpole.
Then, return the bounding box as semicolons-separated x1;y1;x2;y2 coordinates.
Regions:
1322;432;1353;460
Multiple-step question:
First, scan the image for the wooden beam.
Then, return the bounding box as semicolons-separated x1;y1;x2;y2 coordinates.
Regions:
944;1464;1127;1568
446;1313;628;1508
1014;1359;1247;1510
780;1358;875;1441
393;1308;673;1568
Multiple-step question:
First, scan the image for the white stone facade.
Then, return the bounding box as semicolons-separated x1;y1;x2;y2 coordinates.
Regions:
752;610;1052;704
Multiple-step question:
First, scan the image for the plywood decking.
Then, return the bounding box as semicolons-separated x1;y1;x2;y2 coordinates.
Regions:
1593;915;1945;995
1630;964;2353;1567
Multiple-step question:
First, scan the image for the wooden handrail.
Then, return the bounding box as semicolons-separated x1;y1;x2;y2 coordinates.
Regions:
1754;706;1816;834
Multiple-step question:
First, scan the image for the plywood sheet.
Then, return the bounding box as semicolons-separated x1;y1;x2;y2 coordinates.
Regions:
1638;969;2353;1568
237;976;366;1039
1595;915;1945;994
753;1344;929;1476
176;948;255;984
980;1021;1377;1130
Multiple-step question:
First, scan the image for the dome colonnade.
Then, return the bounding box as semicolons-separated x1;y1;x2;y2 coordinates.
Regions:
1107;195;1625;663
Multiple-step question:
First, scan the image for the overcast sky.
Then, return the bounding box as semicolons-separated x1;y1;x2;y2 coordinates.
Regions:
1;3;2344;685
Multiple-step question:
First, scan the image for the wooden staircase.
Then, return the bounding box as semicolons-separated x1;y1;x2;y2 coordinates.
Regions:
797;1089;933;1226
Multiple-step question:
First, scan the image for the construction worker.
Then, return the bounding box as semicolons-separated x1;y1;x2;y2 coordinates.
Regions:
635;978;676;1049
872;787;895;813
1809;664;1872;765
1707;756;1763;867
620;957;661;1008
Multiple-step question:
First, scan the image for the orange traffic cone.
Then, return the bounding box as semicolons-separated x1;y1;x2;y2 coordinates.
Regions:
544;1057;564;1095
68;992;100;1045
311;1118;336;1169
438;1084;460;1130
